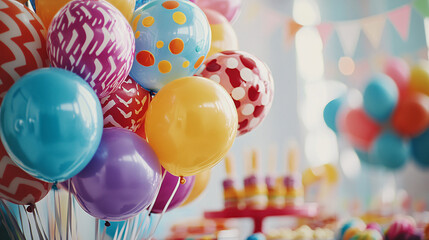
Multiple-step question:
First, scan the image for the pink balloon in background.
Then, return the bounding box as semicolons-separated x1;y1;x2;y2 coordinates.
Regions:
338;108;382;151
196;50;275;136
194;0;242;23
47;0;135;98
384;57;410;99
386;216;416;240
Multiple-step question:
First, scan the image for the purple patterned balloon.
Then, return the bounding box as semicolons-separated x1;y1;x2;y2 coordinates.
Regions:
47;0;135;98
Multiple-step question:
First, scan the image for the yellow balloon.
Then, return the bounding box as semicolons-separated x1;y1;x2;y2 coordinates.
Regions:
36;0;135;29
180;170;211;206
145;76;238;177
203;8;238;57
410;63;429;96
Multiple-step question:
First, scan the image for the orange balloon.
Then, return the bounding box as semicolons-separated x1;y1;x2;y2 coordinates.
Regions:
392;92;429;137
180;170;211;206
36;0;135;28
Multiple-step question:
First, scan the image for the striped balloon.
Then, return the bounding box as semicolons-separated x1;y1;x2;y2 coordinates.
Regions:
0;0;49;102
46;0;135;98
100;76;151;132
0;145;52;205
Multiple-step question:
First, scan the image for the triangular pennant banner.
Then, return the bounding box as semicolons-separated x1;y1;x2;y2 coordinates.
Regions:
336;21;361;57
317;23;334;46
388;5;411;41
361;15;386;48
289;19;303;38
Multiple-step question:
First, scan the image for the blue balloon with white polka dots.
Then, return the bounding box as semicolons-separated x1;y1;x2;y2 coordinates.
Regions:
130;0;211;92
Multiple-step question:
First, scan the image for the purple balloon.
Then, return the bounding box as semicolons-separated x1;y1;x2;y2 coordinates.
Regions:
151;170;195;213
71;128;161;221
47;0;135;98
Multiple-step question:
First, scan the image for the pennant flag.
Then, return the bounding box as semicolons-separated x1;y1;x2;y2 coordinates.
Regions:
336;21;361;57
388;5;411;41
289;19;303;37
361;15;386;48
283;18;302;49
317;23;334;46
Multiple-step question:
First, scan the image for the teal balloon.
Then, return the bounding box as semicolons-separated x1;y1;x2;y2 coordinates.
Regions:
355;148;381;166
0;68;103;182
246;233;266;240
363;74;399;123
99;213;144;237
130;0;211;92
411;128;429;168
135;0;151;9
323;97;344;133
29;0;35;11
371;131;409;170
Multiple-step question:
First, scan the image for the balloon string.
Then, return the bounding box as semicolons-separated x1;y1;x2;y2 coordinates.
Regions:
134;170;167;238
147;176;181;239
66;180;73;240
34;205;48;240
54;190;63;240
100;222;107;240
95;219;100;240
130;214;140;239
123;219;132;240
0;199;25;239
115;219;127;240
72;198;78;237
0;202;15;240
23;205;34;240
31;205;45;240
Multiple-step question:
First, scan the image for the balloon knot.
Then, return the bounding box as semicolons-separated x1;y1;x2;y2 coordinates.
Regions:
180;177;186;184
26;204;34;213
105;221;111;227
52;183;58;190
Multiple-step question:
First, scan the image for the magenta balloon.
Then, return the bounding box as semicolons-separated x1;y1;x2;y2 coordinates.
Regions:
194;0;242;23
151;170;195;213
47;0;135;98
71;128;162;221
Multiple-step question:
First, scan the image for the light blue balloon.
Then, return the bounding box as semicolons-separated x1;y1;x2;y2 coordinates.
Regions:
0;68;103;182
411;128;429;168
363;74;399;123
247;233;266;240
99;213;144;237
370;131;409;170
355;148;381;166
135;0;151;9
130;0;211;92
323;96;344;133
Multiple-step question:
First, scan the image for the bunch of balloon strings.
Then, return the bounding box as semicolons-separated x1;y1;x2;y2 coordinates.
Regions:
0;170;184;240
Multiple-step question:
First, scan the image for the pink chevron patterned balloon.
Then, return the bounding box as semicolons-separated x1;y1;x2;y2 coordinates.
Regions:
0;0;49;103
196;50;274;136
0;145;52;205
100;76;151;132
46;0;135;98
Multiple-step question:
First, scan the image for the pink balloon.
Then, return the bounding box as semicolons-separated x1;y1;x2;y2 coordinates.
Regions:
384;57;410;99
47;0;135;98
194;0;242;23
196;50;275;136
339;108;382;151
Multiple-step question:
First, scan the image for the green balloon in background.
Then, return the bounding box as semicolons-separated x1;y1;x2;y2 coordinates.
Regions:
415;0;429;17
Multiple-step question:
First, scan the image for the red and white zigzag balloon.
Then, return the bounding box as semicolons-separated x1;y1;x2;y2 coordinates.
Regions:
0;146;52;205
100;76;151;132
0;0;49;102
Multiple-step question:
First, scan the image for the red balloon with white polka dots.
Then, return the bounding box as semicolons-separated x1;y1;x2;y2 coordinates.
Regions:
196;50;274;136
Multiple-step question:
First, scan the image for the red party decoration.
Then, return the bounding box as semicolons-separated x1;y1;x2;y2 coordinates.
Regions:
0;145;52;205
0;0;49;103
196;50;274;136
339;108;382;151
100;76;151;132
392;92;429;137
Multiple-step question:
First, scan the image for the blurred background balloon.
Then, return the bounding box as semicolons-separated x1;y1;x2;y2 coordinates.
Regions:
151;170;195;213
363;74;399;123
100;76;152;132
203;8;239;57
0;68;103;182
0;0;49;103
409;61;429;96
323;96;344;133
0;145;52;205
72;128;162;221
339;108;382;151
47;0;135;98
130;0;211;92
196;50;274;136
36;0;136;28
180;169;211;206
411;128;429;168
384;57;410;99
392;92;429;137
370;131;410;170
145;76;238;177
194;0;242;23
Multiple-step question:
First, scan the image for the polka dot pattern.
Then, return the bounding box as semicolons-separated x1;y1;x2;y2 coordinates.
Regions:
173;11;187;25
156;41;164;48
182;61;190;68
169;38;184;54
194;55;205;69
136;50;155;67
162;1;180;9
158;60;172;74
143;16;155;27
196;50;274;136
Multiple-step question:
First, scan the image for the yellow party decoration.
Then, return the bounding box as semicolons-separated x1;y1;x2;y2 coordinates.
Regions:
410;63;429;96
203;9;238;57
145;76;238;176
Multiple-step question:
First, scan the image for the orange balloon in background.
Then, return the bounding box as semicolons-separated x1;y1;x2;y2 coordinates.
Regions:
392;92;429;137
145;76;238;177
36;0;136;28
410;63;429;96
203;8;238;57
180;170;211;206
